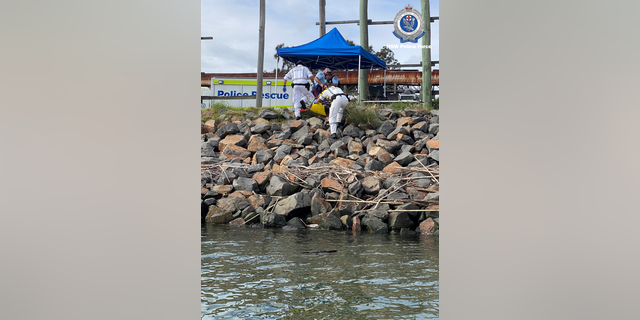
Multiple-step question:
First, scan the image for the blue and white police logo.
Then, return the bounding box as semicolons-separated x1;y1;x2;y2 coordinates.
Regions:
393;4;425;43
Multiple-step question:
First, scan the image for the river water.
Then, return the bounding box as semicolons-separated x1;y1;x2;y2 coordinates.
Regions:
201;224;439;319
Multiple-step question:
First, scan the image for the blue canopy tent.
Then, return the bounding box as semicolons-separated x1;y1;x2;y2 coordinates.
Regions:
276;28;386;70
276;28;387;99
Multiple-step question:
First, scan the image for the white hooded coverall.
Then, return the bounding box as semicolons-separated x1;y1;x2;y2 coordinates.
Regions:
283;65;314;118
319;86;349;134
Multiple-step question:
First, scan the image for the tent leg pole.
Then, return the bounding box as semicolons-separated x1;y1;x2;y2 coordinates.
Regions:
358;55;362;103
383;68;386;98
275;56;278;97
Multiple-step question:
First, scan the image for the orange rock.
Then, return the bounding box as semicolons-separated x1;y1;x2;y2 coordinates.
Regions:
212;185;233;194
247;135;269;153
308;155;317;165
419;218;437;235
219;135;246;152
352;216;361;231
204;119;217;133
426;140;439;149
321;178;346;193
252;170;271;187
230;190;252;197
201;186;209;195
330;158;356;168
368;146;386;157
383;162;404;173
377;151;393;164
221;144;251;161
253;118;270;125
397;117;413;127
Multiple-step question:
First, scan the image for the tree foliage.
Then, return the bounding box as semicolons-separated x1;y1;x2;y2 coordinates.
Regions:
273;43;294;73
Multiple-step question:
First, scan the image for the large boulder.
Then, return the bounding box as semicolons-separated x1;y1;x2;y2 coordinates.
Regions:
260;211;287;227
266;176;299;196
215;123;240;139
232;177;259;192
272;193;307;218
320;214;344;230
258;108;278;119
205;205;233;224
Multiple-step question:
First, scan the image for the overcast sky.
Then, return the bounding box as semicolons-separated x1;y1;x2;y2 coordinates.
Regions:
201;0;439;73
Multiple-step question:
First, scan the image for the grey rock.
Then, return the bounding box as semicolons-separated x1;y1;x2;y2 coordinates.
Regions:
429;149;439;162
255;150;273;164
349;164;363;171
247;163;265;174
318;139;331;152
216;170;237;185
367;204;391;222
343;125;364;138
215;123;240;139
394;152;415;166
275;144;292;155
266;176;299;197
411;172;432;187
308;117;324;129
362;176;382;194
260;211;286;227
320;214;344;230
243;112;257;119
297;133;313;146
280;108;295;120
217;195;250;213
361;215;388;234
400;144;415;154
232;177;259;192
364;159;384;171
251;123;271;134
388;211;415;230
203;198;217;207
286;217;307;229
428;123;439;135
377;120;396;137
273;193;307;218
258;108;278;120
310;193;332;216
291;126;310;141
383;177;402;189
424;192;439;202
348;180;363;198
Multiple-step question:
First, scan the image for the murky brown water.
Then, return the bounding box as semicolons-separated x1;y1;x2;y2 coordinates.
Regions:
201;224;439;319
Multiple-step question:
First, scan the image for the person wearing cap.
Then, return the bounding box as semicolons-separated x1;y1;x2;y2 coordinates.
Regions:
313;68;332;97
316;75;349;139
283;60;314;120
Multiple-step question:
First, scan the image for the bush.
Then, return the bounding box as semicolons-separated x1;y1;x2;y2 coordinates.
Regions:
343;103;382;128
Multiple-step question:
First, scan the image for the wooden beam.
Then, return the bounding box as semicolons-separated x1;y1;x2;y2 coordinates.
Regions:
255;0;266;109
319;0;326;37
201;95;257;101
315;17;438;25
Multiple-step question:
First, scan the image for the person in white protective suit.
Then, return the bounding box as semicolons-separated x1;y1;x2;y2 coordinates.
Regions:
317;76;349;139
282;60;315;120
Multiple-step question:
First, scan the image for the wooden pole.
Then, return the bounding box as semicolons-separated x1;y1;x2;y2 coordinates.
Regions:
359;0;369;103
319;0;326;37
255;0;266;109
421;0;431;109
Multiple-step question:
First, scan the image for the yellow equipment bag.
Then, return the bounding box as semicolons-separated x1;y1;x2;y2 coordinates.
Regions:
309;101;327;116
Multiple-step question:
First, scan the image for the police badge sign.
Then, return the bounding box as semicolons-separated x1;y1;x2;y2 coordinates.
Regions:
393;4;425;43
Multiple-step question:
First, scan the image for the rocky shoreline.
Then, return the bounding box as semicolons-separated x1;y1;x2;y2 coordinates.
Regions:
201;106;439;235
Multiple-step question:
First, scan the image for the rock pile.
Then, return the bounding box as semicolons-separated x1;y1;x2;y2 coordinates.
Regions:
201;107;439;235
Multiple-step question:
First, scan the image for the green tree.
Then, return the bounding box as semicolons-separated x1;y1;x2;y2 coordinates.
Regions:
273;43;294;73
374;46;399;68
